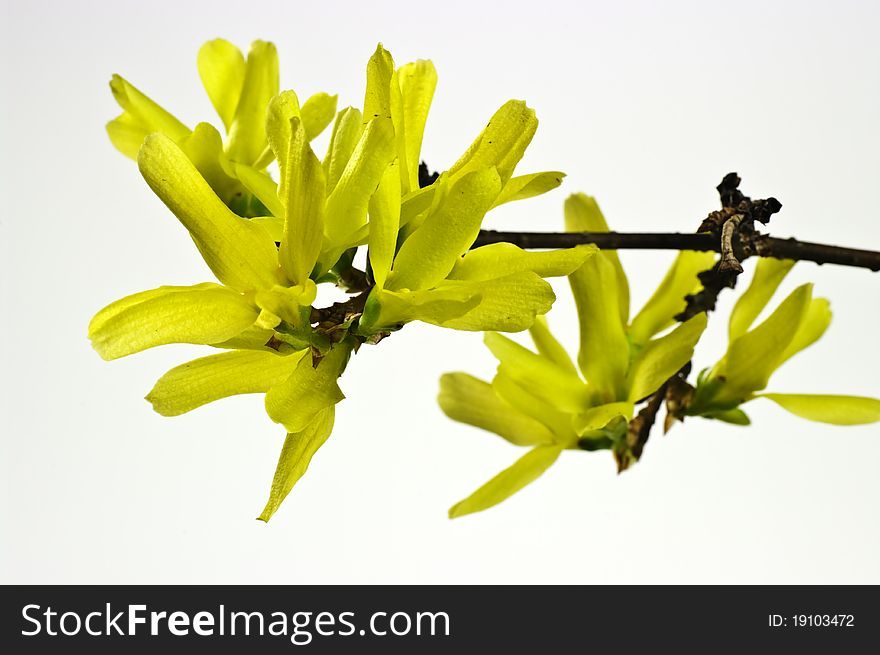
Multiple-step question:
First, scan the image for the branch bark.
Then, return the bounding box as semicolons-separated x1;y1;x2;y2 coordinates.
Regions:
472;230;880;271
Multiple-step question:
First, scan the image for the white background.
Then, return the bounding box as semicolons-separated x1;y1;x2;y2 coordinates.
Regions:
2;0;878;583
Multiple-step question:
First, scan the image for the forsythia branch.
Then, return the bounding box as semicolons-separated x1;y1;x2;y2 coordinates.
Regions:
473;230;880;271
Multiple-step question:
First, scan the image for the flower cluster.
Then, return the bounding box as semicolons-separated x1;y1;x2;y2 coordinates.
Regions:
686;257;880;425
440;196;880;518
89;40;594;520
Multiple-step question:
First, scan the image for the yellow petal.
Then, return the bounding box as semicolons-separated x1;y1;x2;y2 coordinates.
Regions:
448;242;597;281
626;313;707;402
197;38;246;132
565;193;629;325
322;107;365;195
756;394;880;425
438;373;555;446
398;183;437;228
628;251;717;346
301;92;338;140
777;298;832;367
716;284;813;402
138;133;281;292
177;122;241;207
210;324;276;350
226;40;279;166
233;163;284;218
491;372;576;441
729;257;796;340
436;272;556;332
448;445;564;518
367;160;402;288
387;168;502;291
484;332;589;413
258;407;335;522
572;402;635;434
147;349;307;416
359;286;481;332
491;171;565;208
447;100;537;185
324;117;396;245
529;315;577;374
106;113;149;160
254;282;318;326
89;284;258;360
108;74;190;141
264;90;302;172
106;75;190;159
568;253;630;403
363;44;395;122
394;59;437;194
277;117;326;285
264;342;351;433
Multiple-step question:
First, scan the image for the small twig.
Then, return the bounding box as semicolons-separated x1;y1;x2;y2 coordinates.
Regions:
618;380;670;473
718;215;744;273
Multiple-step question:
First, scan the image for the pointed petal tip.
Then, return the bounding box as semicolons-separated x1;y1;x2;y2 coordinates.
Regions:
447;504;466;519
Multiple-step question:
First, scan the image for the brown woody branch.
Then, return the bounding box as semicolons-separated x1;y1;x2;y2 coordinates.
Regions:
472;230;880;271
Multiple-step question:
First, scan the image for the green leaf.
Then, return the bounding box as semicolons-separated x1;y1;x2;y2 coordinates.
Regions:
438;373;554;446
568;253;630;403
264;342;351;433
626;313;707;402
448;243;597;281
484;332;589;414
755;393;880;425
106;75;190;159
529;315;578;374
448;445;564;518
387;168;502;291
277;117;326;285
367;160;402;288
301;92;338;140
89;284;259;360
491;171;565;208
565;193;629;325
715;284;813;402
447;100;538;185
226;40;279;166
258;407;336;522
628;251;716;346
729;257;796;340
777;298;832;367
324;117;396;245
138;134;281;292
147;349;307;416
322;107;364;195
702;408;751;425
394;59;437;194
197;38;246;132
